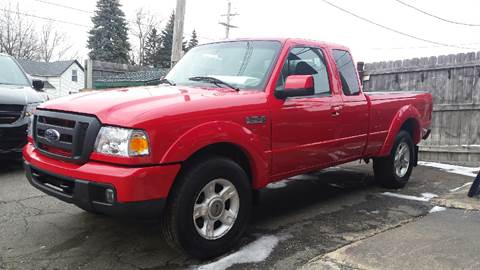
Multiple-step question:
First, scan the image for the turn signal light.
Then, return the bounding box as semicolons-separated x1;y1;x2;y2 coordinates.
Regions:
129;132;150;156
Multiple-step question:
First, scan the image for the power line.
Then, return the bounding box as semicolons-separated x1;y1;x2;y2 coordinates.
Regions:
9;1;212;44
197;35;216;41
2;8;90;28
319;0;475;50
30;0;155;27
394;0;480;27
32;0;92;14
366;42;480;51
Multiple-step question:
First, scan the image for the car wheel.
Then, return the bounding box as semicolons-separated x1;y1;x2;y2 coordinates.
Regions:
374;130;414;189
161;156;252;259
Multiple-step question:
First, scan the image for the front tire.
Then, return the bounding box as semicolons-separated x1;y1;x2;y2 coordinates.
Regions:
161;156;252;259
374;130;414;189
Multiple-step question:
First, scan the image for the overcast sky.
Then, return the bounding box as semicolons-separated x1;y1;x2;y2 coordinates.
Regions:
7;0;480;63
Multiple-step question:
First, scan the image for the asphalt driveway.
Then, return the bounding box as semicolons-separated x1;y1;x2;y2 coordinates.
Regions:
0;160;477;270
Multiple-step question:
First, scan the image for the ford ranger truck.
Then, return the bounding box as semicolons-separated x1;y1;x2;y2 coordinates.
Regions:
23;39;432;259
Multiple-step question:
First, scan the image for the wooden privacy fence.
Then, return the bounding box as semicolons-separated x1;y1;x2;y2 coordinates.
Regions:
363;52;480;165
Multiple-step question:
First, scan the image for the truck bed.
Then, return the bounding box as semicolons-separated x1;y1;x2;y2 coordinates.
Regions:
364;91;432;157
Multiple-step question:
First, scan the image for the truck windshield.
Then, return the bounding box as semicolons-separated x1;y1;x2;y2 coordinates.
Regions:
165;40;282;90
0;55;30;87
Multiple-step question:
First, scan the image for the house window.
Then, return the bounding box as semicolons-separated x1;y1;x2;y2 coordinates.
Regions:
72;70;78;82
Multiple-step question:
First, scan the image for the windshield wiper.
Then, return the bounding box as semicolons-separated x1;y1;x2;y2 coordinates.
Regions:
189;76;240;91
158;78;176;86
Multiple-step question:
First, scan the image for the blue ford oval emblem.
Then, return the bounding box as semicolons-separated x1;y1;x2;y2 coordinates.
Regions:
44;129;61;142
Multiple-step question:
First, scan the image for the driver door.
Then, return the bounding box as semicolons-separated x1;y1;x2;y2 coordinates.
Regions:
271;46;342;177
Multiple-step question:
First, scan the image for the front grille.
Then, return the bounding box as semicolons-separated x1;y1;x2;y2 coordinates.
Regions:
33;110;101;163
0;104;24;124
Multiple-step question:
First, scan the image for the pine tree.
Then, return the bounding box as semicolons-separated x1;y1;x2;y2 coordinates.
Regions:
87;0;131;63
158;11;175;68
186;30;199;52
143;28;162;67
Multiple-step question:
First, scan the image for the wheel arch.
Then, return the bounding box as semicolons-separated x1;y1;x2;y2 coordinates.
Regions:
399;118;421;143
378;105;422;157
183;142;254;184
160;121;269;190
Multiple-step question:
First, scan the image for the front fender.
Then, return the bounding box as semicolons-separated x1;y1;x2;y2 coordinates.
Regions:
160;121;269;189
378;105;421;156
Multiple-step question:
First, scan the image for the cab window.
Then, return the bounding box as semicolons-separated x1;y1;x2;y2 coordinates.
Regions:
276;47;331;96
332;50;360;96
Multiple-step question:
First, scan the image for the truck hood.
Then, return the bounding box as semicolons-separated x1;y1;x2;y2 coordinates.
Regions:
0;85;43;105
39;85;266;126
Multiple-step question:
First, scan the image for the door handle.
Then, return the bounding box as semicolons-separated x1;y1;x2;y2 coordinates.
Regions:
331;105;343;117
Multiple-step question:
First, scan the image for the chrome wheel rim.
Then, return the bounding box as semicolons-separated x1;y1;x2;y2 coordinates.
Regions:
394;142;410;178
193;178;240;240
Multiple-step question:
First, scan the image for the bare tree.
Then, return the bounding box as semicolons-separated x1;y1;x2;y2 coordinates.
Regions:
0;3;38;60
131;8;159;66
38;23;73;62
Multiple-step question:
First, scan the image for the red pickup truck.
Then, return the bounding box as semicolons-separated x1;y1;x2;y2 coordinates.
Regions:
23;38;432;259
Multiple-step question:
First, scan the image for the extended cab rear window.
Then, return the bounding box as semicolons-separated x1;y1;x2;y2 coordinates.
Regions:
332;50;360;96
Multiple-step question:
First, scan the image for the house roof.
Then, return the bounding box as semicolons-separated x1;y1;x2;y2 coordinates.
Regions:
17;59;84;77
96;69;169;83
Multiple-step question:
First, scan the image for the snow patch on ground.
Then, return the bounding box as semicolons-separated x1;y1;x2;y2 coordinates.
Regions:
266;180;289;189
421;193;439;200
359;209;380;215
322;166;343;172
418;161;479;178
266;174;320;189
450;182;474;192
429;206;447;213
328;183;346;189
196;235;286;270
289;174;319;181
265;167;359;190
381;192;438;202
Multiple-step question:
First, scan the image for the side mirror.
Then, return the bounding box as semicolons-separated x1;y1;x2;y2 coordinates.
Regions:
32;80;44;91
275;75;314;99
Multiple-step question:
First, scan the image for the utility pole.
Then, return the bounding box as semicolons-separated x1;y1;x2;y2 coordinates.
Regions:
219;1;239;39
171;0;186;67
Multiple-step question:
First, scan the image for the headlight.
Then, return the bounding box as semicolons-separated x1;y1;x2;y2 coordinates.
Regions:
94;126;150;157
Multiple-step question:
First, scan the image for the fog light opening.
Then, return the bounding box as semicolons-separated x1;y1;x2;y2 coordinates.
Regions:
105;188;115;204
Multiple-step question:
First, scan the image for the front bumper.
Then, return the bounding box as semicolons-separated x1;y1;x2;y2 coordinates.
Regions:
23;143;181;218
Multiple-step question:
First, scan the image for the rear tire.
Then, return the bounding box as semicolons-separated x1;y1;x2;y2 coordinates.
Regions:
374;130;414;189
161;156;252;260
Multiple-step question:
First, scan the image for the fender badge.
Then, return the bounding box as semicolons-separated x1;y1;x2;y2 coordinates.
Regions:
246;116;266;125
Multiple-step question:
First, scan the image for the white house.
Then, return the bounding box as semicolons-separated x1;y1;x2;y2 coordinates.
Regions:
17;59;84;99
